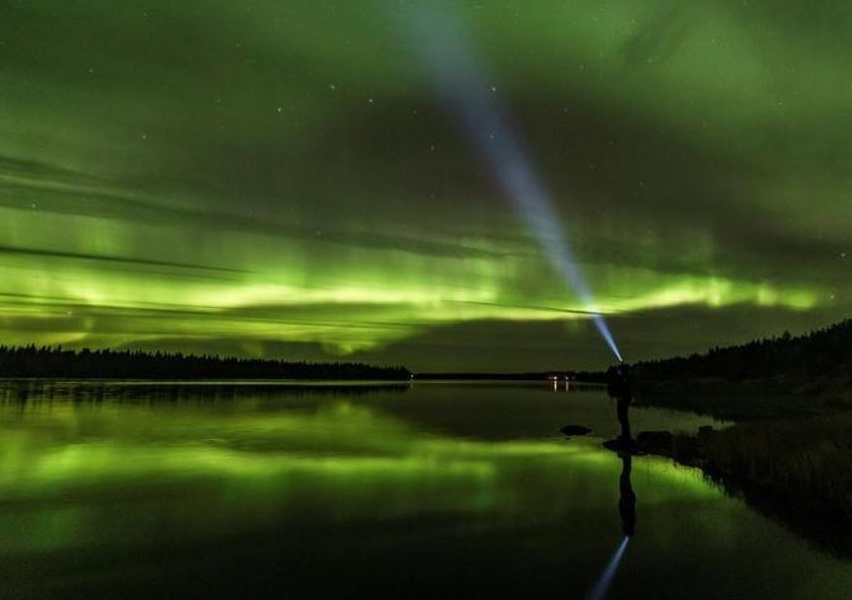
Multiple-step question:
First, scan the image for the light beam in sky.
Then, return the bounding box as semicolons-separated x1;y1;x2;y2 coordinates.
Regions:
403;1;623;361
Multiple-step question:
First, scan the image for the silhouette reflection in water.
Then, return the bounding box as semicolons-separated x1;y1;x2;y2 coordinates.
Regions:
618;450;637;538
559;362;639;539
577;364;638;600
605;362;638;538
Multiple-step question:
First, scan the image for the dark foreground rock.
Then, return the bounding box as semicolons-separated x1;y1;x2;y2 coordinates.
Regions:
636;430;674;453
560;424;592;437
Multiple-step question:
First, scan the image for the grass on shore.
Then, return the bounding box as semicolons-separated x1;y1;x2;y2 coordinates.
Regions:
694;415;852;516
635;378;852;528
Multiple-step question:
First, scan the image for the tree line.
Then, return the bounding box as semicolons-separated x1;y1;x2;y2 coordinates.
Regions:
0;345;411;380
633;318;852;381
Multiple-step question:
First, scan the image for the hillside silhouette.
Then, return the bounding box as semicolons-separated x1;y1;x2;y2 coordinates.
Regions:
634;318;852;382
0;345;411;380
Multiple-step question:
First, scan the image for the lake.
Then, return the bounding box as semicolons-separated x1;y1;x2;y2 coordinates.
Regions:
1;380;850;599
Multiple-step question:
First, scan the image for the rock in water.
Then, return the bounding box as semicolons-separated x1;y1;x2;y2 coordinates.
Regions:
560;424;592;436
636;430;673;453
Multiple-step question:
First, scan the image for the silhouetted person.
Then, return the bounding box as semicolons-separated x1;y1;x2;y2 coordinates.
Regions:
607;362;633;441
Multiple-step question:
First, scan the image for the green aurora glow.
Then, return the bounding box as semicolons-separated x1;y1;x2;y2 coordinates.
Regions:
1;1;849;369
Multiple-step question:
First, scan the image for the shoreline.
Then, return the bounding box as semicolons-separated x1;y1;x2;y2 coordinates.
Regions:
632;382;852;558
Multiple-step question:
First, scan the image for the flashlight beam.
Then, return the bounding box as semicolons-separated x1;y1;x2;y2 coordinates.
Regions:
404;2;623;362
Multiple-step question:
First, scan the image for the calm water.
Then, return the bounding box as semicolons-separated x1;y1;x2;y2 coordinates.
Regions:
1;380;850;600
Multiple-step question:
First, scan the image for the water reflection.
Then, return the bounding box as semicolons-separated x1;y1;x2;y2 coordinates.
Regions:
585;366;635;600
0;381;849;599
0;379;411;405
618;453;637;538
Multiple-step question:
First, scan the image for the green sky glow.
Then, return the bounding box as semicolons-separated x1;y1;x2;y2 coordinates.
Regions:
1;1;849;369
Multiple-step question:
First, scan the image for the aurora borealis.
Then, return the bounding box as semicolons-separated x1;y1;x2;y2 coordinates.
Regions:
1;1;850;370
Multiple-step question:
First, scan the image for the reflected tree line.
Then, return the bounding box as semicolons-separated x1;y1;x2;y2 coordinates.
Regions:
0;345;411;381
0;379;411;405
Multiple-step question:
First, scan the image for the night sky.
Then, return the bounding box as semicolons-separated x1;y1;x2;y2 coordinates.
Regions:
1;1;849;371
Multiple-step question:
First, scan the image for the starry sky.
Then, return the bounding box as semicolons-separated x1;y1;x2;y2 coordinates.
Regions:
1;0;849;371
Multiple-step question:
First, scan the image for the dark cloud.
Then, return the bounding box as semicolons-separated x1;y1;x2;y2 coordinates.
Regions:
619;4;690;69
0;245;245;274
0;175;514;261
349;303;849;372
